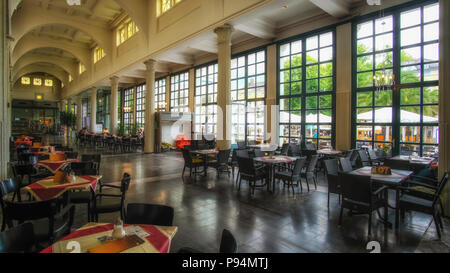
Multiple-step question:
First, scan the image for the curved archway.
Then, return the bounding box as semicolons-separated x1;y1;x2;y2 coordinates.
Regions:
12;34;90;67
11;3;112;55
13;51;77;80
14;64;69;86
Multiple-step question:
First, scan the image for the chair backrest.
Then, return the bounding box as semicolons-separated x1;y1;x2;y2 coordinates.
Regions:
121;173;131;193
65;152;79;159
181;149;193;166
280;143;289;155
3;198;74;243
81;154;101;171
125;203;174;226
81;154;101;163
433;172;450;207
236;149;249;158
0;223;35;253
197;144;209;150
237;141;246;149
76;168;98;176
339;172;372;205
323;159;339;176
383;158;411;171
254;149;265;158
305;142;316;150
219;229;238;253
237;156;255;176
70;162;94;175
292;157;307;176
357;150;370;167
306;155;319;172
350;149;359;166
367;149;378;161
183;145;194;151
0;178;20;198
11;164;35;178
217;149;231;164
27;155;39;165
339;157;353;173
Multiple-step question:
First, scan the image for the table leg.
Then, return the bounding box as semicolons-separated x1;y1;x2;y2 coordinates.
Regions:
272;165;276;193
395;189;400;230
204;155;208;176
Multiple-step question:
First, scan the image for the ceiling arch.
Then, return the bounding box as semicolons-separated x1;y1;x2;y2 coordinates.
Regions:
113;0;148;38
11;0;113;56
14;63;69;86
12;34;90;67
13;51;77;81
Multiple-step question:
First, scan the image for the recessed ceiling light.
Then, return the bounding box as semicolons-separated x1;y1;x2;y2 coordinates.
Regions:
282;5;288;9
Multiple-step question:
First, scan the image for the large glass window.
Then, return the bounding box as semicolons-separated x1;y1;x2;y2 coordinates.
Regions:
279;30;335;149
136;84;146;127
353;2;439;156
155;78;166;112
194;64;218;137
170;72;189;113
123;87;134;127
231;50;266;144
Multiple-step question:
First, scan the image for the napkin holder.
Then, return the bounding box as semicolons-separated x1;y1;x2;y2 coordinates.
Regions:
49;153;66;161
371;166;392;175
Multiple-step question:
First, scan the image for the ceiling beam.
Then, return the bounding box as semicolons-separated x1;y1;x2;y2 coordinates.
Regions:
309;0;350;18
233;18;276;40
156;52;194;65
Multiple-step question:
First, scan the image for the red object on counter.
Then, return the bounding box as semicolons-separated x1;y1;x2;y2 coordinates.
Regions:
175;134;190;150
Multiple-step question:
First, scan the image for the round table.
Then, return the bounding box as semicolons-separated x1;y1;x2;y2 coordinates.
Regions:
254;156;297;193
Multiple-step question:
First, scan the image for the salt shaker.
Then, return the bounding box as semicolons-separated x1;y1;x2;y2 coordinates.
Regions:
112;217;126;239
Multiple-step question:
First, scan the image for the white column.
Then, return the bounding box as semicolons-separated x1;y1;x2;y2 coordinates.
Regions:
76;95;83;130
110;76;119;135
214;24;233;150
0;0;9;180
266;44;278;145
90;87;97;132
144;60;156;153
335;23;352;151
439;0;450;215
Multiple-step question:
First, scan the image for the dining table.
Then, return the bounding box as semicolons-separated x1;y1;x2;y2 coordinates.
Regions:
40;222;178;253
254;156;297;193
190;149;219;176
390;155;435;171
317;149;344;157
22;175;101;201
349;166;414;229
35;158;80;174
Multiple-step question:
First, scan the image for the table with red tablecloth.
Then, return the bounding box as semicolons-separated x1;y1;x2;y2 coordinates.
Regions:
40;222;178;253
22;175;101;201
35;158;79;173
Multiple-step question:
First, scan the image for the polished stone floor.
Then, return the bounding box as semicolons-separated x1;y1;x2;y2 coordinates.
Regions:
7;135;450;253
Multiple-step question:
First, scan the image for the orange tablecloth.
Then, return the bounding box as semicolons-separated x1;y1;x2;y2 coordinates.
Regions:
22;175;100;201
41;222;178;253
35;159;79;173
14;140;32;147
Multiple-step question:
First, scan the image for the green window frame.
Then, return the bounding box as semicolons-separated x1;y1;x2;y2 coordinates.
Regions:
194;63;218;137
155;78;166;112
170;71;189;113
136;84;146;127
231;49;266;144
352;0;439;156
278;30;336;149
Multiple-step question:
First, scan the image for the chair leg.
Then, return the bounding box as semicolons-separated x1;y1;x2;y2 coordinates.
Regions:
238;177;242;191
433;214;441;239
305;176;310;192
87;202;91;222
368;211;372;237
339;206;344;226
182;166;186;177
327;192;330;208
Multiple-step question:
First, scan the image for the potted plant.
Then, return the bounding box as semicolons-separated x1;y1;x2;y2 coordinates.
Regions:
60;111;76;144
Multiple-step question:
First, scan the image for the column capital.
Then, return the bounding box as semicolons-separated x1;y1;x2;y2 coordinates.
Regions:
109;76;119;84
214;24;234;44
144;59;157;70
